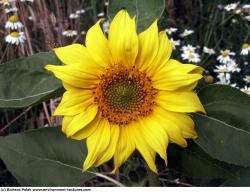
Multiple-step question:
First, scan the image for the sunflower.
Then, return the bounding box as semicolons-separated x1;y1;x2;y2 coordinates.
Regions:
46;10;205;173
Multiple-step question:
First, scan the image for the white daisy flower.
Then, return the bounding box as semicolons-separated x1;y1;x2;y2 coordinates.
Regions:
242;4;250;9
216;73;231;85
231;19;237;23
214;64;232;73
243;75;250;83
5;15;23;30
181;52;201;63
217;49;235;64
234;9;241;14
97;12;105;17
62;30;78;37
217;4;224;10
245;15;250;21
181;45;196;53
5;31;26;45
203;46;215;55
180;29;194;37
0;0;15;6
224;2;239;11
240;86;250;95
164;27;177;35
76;9;85;14
102;21;110;33
241;43;250;55
5;7;18;13
20;0;34;2
230;83;238;88
227;59;241;72
169;38;180;50
69;13;79;19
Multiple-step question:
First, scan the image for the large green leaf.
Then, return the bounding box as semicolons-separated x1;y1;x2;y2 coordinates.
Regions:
0;52;63;109
107;0;165;33
168;141;239;179
194;85;250;167
0;127;94;186
221;168;250;186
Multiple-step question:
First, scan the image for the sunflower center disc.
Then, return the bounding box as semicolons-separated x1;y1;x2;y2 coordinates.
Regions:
94;65;157;125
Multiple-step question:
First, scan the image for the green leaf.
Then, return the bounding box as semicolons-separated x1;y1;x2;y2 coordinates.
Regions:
221;168;250;187
194;84;250;167
168;141;239;179
107;0;165;33
0;127;94;186
0;52;63;109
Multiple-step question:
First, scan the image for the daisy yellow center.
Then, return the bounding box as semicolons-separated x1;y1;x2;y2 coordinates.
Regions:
222;68;229;73
94;65;157;125
222;50;229;57
10;32;20;38
9;15;18;23
66;30;73;34
242;43;249;49
188;53;195;59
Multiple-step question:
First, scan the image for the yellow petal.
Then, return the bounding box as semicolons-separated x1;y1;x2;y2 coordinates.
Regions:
148;31;173;76
54;44;89;65
180;120;197;139
152;71;202;91
136;20;159;71
151;59;203;91
153;106;188;147
112;125;135;173
160;110;197;139
83;118;110;171
156;91;206;113
132;121;158;173
86;19;112;67
62;116;73;133
64;105;98;137
45;63;101;89
71;113;101;140
158;59;203;74
93;124;120;167
54;90;93;116
139;117;168;165
108;10;138;66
